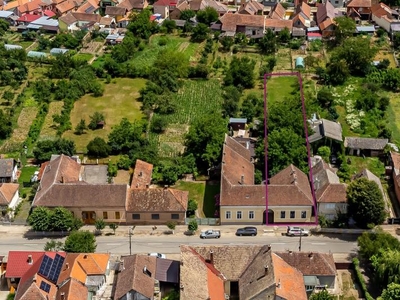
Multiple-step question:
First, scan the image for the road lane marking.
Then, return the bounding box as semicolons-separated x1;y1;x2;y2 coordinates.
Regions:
106;243;121;246
24;243;38;246
148;243;162;246
311;243;326;245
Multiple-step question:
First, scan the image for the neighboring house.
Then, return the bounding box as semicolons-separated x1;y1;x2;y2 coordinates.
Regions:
319;18;335;37
353;168;385;202
316;1;337;26
117;0;148;12
56;0;80;16
114;254;179;299
0;10;16;24
268;2;286;19
328;0;344;8
153;0;173;19
18;0;51;15
238;0;264;15
0;158;18;183
220;135;315;225
126;188;188;224
390;151;400;205
309;118;343;155
312;158;347;220
57;253;110;299
229;117;247;131
292;1;312;30
99;16;115;27
371;2;400;33
31;155;127;224
105;6;127;22
265;18;293;32
70;12;101;28
346;0;372;21
27;16;59;32
169;0;188;19
180;244;307;300
344;137;388;157
276;251;337;292
58;12;79;31
14;252;67;300
0;183;20;217
76;0;100;14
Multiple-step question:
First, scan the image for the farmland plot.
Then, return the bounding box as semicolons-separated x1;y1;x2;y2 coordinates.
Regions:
39;101;63;140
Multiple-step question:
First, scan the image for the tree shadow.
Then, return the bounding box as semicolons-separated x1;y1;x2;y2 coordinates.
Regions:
202;181;220;218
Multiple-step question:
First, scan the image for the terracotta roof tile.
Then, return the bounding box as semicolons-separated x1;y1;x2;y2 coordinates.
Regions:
391;152;400;174
319;18;333;30
58;12;77;25
0;183;19;205
55;278;88;300
265;18;293;31
105;5;127;15
126;188;188;212
371;2;392;17
269;2;286;19
56;0;76;14
99;16;113;25
272;253;307;300
316;1;336;24
0;158;15;178
71;11;101;22
5;251;45;278
131;159;153;189
114;255;156;300
347;0;371;8
275;251;336;276
219;13;265;32
76;0;98;13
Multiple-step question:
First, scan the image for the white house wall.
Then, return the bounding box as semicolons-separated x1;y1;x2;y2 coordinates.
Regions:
8;190;20;215
372;15;391;32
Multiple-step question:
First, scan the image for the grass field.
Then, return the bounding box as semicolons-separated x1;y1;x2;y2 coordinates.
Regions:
276;48;292;71
173;181;220;218
74;53;94;62
387;92;400;144
39;101;64;140
130;35;200;70
63;78;146;152
266;76;297;103
347;156;385;178
375;51;397;68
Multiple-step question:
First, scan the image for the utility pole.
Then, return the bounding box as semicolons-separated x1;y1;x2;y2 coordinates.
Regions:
129;226;134;256
299;233;302;252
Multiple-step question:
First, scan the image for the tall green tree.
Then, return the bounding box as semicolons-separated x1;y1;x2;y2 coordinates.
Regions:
185;113;227;170
49;207;74;231
33;138;76;162
224;57;255;88
191;23;210;42
0;109;12;140
380;283;400;300
371;249;400;289
28;207;51;231
258;29;277;55
347;178;386;228
358;228;400;260
180;9;195;20
333;16;356;45
196;7;218;25
222;86;241;118
63;230;96;253
88;112;105;130
87;137;111;158
128;9;157;39
309;290;335;300
108;118;146;154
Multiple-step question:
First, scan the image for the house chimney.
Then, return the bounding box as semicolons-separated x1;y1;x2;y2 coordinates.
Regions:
139;171;142;177
276;279;281;288
60;292;65;300
264;265;269;275
65;263;69;269
28;255;33;264
309;252;314;258
164;185;168;190
240;175;244;184
83;254;88;259
32;274;36;282
145;184;149;189
61;176;64;183
209;250;214;265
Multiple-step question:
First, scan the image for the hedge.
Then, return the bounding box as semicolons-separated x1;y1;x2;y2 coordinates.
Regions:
352;258;374;300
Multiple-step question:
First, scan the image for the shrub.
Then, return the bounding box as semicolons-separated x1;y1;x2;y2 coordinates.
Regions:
353;258;374;300
188;219;198;232
166;221;177;231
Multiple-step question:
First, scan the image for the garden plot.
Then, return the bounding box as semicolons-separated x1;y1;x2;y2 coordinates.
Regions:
0;107;38;152
375;50;397;68
39;101;63;140
80;41;103;54
275;48;292;71
158;124;189;157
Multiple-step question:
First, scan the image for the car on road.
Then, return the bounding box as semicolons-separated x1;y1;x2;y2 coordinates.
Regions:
200;230;221;239
286;226;309;237
236;227;258;236
148;253;166;259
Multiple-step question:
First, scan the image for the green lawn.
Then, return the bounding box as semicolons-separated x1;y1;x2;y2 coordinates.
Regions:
130;35;200;70
73;53;94;62
18;166;39;200
63;78;146;152
266;76;297;103
173;181;220;218
39;101;63;140
387;93;400;145
347;156;385;178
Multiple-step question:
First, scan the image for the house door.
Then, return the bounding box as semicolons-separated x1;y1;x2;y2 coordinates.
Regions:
82;211;96;224
264;210;274;224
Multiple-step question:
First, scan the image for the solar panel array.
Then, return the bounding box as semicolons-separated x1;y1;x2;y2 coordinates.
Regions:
38;254;65;283
39;281;51;293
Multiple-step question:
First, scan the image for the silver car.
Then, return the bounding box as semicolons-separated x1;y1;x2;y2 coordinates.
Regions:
287;226;309;236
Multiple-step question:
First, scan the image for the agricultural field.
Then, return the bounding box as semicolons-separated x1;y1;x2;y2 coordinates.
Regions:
129;35;200;70
39;101;64;140
0;106;38;153
63;78;145;152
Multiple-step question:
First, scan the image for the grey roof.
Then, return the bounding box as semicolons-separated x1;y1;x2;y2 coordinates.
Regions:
309;119;342;143
0;159;15;178
50;48;69;55
27;24;42;29
27;51;48;58
344;137;388;150
353;168;384;195
82;165;108;184
391;23;400;31
229;118;247;124
31;16;59;27
4;44;23;50
155;258;179;283
0;11;14;18
86;275;104;287
356;26;375;32
307;26;320;32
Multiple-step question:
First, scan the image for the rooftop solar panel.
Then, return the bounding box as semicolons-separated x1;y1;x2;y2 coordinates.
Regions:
39;281;50;293
38;256;53;277
48;254;65;282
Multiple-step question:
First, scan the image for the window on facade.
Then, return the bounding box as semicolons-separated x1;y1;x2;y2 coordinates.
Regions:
290;211;295;219
237;211;242;219
171;214;179;219
226;211;231;219
115;212;120;219
152;214;160;220
281;211;285;218
132;214;140;220
103;212;108;219
326;203;336;209
249;211;255;219
301;211;306;218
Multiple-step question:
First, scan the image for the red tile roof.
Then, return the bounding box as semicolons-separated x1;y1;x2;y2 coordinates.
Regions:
269;2;286;19
347;0;371;8
44;9;55;17
308;32;322;37
0;183;19;205
17;14;41;22
131;159;153;189
5;251;46;278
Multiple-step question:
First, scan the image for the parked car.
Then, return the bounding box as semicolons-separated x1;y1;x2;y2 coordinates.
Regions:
148;253;166;259
286;226;309;237
200;230;221;239
236;227;258;236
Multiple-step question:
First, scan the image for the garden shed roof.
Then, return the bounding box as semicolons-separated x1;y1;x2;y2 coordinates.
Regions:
344;137;388;150
229;118;247;124
356;25;375;32
50;48;69;55
0;11;13;18
4;44;23;50
27;51;48;58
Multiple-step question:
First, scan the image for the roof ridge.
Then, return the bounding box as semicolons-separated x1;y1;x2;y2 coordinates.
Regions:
318;253;336;275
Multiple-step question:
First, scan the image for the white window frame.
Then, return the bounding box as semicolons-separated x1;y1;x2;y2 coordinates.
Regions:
249;211;255;219
226;211;231;219
237;211;242;219
281;211;286;219
290;211;295;219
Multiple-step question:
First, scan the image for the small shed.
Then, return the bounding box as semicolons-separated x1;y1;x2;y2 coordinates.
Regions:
307;32;322;41
4;44;23;51
295;57;305;69
50;48;69;55
27;51;48;58
344;137;388;157
356;26;375;35
229;118;247;131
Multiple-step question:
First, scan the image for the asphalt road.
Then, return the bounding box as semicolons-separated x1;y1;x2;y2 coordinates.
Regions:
0;233;359;256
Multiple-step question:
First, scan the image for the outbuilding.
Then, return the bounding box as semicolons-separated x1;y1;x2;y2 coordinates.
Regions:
295;57;305;68
4;44;23;51
50;48;69;55
27;51;48;59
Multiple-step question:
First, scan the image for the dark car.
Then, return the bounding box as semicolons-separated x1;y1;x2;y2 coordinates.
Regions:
236;227;258;236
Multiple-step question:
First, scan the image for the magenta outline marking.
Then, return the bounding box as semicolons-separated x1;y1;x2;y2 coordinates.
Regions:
264;72;318;226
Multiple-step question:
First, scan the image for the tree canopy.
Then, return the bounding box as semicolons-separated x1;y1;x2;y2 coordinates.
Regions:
63;230;96;253
128;9;158;40
379;283;400;300
196;7;219;25
347;178;386;228
87;137;111;158
333;16;356;45
33;138;76;162
224;57;255;89
28;207;82;232
309;290;335;300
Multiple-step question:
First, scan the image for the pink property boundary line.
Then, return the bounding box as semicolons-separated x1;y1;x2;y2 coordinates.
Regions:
263;72;318;226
